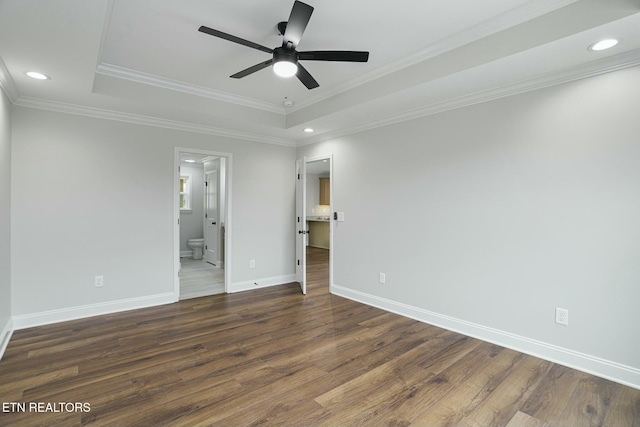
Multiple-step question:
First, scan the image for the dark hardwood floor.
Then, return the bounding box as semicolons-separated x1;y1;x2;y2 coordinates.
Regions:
1;247;639;426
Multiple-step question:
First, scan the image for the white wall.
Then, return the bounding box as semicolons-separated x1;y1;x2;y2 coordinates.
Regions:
179;162;204;254
11;106;296;322
297;66;640;388
0;88;11;355
306;174;320;215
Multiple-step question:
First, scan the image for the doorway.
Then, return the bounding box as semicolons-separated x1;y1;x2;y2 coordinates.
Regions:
296;154;333;294
174;148;232;300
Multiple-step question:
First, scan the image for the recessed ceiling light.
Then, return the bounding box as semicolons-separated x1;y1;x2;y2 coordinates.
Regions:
25;71;50;80
184;159;196;163
588;39;619;51
304;128;314;133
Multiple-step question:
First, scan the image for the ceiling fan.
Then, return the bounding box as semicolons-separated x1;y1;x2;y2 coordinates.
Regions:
198;0;369;89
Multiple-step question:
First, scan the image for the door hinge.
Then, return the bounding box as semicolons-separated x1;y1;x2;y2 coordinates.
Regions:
177;218;180;225
297;216;300;222
205;245;208;250
298;173;301;179
205;181;208;186
297;259;300;266
205;213;208;218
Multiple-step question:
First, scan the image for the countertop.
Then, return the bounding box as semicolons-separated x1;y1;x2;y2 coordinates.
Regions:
306;216;330;222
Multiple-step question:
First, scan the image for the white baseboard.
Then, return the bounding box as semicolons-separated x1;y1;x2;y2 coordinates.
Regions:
230;274;297;293
0;317;14;362
180;250;193;258
12;293;177;330
331;283;640;391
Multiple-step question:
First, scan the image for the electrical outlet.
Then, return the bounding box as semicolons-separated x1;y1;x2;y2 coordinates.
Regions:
379;272;386;284
249;259;256;269
95;275;104;288
555;307;569;326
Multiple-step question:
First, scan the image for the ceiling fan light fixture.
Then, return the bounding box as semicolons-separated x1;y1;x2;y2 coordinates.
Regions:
198;1;369;89
273;60;298;78
272;47;298;78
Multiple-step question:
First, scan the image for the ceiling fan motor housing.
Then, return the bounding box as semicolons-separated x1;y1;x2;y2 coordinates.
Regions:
273;46;298;65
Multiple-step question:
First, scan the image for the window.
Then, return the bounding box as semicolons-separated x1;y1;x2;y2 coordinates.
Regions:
180;174;192;212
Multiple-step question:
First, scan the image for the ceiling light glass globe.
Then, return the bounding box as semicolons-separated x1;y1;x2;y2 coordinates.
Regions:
273;61;298;78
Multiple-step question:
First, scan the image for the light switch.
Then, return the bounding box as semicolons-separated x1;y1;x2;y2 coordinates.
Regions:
336;212;345;222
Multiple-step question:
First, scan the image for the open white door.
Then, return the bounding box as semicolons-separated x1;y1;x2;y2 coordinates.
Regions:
295;159;307;294
205;170;218;265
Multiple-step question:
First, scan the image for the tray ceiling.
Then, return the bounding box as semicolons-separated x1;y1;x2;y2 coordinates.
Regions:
1;0;640;146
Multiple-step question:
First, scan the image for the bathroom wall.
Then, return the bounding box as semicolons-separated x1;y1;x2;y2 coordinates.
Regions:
179;162;205;255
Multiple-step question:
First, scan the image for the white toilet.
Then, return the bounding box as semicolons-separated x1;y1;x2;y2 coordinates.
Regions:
187;238;205;260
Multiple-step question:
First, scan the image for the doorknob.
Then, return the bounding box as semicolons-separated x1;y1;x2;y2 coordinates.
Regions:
298;230;308;234
212;222;216;225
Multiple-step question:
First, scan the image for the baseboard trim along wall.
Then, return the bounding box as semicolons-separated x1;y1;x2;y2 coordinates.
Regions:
12;293;176;330
230;274;297;293
331;283;640;391
9;275;298;331
0;318;14;362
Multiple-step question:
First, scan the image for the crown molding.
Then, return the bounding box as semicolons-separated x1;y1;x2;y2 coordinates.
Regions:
95;1;281;116
93;0;575;120
14;96;296;147
96;63;285;114
290;0;579;113
298;49;640;147
0;56;19;102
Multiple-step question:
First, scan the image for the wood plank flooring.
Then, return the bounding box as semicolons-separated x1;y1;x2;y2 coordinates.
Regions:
1;247;639;426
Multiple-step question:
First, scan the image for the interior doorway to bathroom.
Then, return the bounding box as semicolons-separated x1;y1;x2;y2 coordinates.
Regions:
174;148;232;300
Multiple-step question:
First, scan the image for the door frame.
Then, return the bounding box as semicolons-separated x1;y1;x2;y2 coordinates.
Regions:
299;153;334;291
174;147;233;300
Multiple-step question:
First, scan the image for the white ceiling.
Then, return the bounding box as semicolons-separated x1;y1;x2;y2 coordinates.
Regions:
306;159;330;175
1;0;640;147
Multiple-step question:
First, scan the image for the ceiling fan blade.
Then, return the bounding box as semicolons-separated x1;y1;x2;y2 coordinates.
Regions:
282;1;314;49
230;59;274;79
198;26;273;54
298;51;369;62
296;63;319;89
